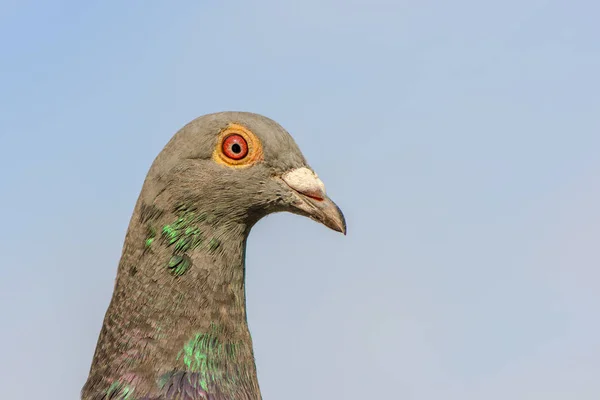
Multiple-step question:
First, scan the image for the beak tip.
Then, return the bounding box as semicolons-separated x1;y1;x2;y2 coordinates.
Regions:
339;217;347;236
306;197;346;236
325;219;346;235
330;205;346;236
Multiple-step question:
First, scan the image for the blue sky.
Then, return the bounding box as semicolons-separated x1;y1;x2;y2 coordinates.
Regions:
1;1;599;399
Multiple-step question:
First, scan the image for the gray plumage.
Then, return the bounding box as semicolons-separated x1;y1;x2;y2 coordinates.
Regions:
82;112;345;400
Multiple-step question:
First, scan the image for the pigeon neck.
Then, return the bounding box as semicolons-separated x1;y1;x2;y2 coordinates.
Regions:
84;201;261;399
127;202;252;329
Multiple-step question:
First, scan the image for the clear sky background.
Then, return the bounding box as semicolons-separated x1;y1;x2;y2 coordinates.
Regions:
1;1;599;399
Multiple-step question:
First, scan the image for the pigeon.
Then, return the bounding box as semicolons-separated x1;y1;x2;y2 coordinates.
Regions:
82;112;346;400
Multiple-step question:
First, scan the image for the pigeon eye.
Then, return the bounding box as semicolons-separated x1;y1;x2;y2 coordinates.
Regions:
222;134;248;160
213;123;264;168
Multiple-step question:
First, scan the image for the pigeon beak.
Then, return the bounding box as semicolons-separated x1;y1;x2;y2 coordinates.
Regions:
281;167;346;235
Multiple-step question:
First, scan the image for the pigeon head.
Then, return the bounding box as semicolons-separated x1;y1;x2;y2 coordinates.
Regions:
142;111;346;235
82;112;345;400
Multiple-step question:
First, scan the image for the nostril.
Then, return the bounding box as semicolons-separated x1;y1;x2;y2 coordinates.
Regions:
281;167;327;200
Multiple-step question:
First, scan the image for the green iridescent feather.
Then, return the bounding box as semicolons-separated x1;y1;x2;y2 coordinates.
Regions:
168;255;191;276
160;206;208;275
176;324;246;393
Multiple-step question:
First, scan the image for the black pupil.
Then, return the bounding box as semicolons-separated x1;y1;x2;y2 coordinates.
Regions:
231;143;242;154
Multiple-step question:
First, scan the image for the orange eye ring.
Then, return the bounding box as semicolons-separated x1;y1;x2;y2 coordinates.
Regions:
222;134;248;160
213;123;264;168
